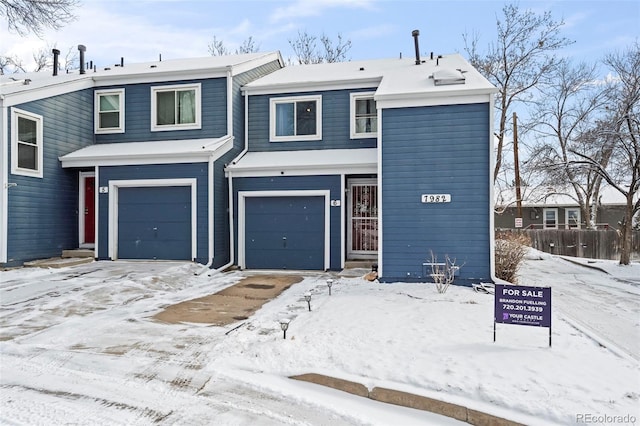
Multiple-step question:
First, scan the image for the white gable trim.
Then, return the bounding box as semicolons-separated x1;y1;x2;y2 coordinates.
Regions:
1;79;94;107
242;78;381;96
376;92;494;109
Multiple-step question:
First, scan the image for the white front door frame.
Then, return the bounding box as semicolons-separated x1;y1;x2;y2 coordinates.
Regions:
79;171;96;248
347;178;378;260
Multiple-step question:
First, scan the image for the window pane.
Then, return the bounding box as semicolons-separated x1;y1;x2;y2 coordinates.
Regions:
356;117;377;133
355;98;376;134
156;91;176;125
99;94;119;112
18;116;37;145
100;112;120;129
177;90;196;124
296;101;316;136
356;98;375;115
275;103;294;136
17;143;37;170
545;211;556;227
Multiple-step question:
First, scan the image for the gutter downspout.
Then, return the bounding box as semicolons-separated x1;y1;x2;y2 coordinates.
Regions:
0;99;7;263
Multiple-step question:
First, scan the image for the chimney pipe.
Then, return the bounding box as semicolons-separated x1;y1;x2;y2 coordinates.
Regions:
78;45;86;74
120;57;124;67
52;48;60;76
412;30;421;65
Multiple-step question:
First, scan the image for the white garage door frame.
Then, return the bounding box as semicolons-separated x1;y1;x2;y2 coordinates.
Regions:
238;190;331;270
108;178;198;260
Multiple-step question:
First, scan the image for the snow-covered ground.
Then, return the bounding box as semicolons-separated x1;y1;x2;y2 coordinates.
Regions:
1;253;638;425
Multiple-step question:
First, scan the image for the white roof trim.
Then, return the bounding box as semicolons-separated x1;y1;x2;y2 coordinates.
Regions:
60;136;233;168
226;148;377;177
242;77;382;95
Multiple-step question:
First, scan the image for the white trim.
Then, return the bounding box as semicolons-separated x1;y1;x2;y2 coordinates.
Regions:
10;108;43;178
269;95;322;142
243;78;381;96
0;105;7;263
78;172;96;247
376;92;493;109
488;94;496;281
237;190;331;270
94;166;99;258
150;83;202;132
228;163;377;178
340;174;345;269
377;107;383;276
543;208;559;229
350;92;377;139
94;88;125;134
1;79;94;108
108;178;197;260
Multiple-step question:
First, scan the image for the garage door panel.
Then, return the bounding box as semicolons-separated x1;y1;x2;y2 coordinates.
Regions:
118;186;192;260
245;196;325;270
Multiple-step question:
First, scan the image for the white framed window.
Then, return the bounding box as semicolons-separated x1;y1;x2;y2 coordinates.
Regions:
350;92;377;139
269;95;322;142
566;208;581;229
151;83;201;131
543;208;558;229
11;108;43;178
95;89;125;134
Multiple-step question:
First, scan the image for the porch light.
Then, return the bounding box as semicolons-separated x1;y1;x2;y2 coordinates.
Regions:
279;318;290;339
304;292;312;311
326;279;334;296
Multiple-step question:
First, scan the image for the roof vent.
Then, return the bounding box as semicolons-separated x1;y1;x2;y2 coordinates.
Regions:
432;69;466;86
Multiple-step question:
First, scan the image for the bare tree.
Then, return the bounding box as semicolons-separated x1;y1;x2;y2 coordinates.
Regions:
527;59;607;228
464;3;573;184
208;35;259;56
569;42;640;265
288;30;351;64
1;42;77;74
1;0;79;36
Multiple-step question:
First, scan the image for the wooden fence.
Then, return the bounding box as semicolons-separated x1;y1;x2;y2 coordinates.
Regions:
496;229;640;261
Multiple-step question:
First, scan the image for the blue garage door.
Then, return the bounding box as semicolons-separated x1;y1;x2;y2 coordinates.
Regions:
118;186;192;260
245;196;325;270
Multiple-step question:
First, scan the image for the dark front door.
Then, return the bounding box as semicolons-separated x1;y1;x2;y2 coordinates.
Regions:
245;196;324;270
84;176;95;244
117;186;192;260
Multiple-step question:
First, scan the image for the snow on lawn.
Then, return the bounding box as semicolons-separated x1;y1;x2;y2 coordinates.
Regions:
1;258;639;425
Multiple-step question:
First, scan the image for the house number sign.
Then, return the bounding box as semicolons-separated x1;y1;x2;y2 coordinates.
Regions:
421;194;451;203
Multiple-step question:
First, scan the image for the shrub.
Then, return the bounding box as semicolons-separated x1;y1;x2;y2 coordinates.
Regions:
495;232;530;283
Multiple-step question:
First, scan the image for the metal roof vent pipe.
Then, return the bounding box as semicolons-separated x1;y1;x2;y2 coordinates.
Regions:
52;48;60;76
412;29;421;65
78;44;86;74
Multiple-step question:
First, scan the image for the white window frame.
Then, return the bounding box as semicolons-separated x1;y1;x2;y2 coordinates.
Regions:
543;208;558;229
95;89;125;134
269;95;322;142
151;83;202;132
11;108;43;178
565;207;581;229
350;92;377;139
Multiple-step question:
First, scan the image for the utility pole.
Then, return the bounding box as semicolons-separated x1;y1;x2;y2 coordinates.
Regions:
513;112;523;225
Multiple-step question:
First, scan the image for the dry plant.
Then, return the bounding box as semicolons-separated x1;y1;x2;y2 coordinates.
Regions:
494;232;531;283
428;251;460;294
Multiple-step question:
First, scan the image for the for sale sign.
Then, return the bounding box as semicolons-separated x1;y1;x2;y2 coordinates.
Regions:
494;284;552;346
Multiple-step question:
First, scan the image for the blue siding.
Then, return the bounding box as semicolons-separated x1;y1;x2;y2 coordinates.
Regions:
233;175;342;270
96;78;227;143
380;103;491;283
5;89;94;265
97;163;209;263
248;88;377;152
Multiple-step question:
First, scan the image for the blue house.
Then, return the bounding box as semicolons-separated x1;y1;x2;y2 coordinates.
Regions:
1;44;497;284
227;54;497;283
0;51;283;268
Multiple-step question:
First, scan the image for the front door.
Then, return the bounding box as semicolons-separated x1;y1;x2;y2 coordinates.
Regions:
82;175;95;245
348;179;378;259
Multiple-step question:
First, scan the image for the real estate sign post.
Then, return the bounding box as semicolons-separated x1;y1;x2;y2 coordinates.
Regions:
494;284;552;347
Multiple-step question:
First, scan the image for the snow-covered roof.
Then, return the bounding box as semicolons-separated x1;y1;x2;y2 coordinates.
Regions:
495;185;630;207
59;136;232;168
226;148;377;177
242;54;496;103
0;52;283;101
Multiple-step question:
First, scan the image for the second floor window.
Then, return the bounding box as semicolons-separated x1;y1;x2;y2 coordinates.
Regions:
350;92;377;138
95;89;124;134
151;83;201;131
11;108;43;178
270;95;322;142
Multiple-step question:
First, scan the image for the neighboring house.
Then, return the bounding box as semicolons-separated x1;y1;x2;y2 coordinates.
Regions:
1;51;283;268
495;187;630;230
1;44;497;284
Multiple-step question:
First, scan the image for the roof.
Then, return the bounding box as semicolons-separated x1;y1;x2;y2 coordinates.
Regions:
495;186;631;207
226;148;377;177
242;54;497;103
59;136;232;168
0;51;283;102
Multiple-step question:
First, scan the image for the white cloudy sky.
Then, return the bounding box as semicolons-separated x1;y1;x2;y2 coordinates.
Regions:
1;0;638;72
